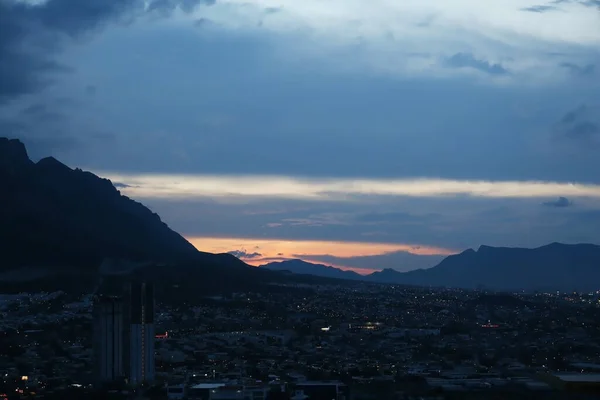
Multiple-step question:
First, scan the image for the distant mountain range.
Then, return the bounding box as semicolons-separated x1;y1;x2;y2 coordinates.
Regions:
263;260;365;281
3;137;600;294
261;242;600;292
0;138;358;297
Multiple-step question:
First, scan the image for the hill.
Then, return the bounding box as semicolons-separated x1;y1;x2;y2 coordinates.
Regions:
0;137;245;273
4;138;598;294
261;259;364;280
0;138;356;298
261;243;600;291
376;243;600;291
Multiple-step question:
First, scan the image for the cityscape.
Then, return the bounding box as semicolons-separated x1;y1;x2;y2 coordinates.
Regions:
2;0;600;399
3;280;600;399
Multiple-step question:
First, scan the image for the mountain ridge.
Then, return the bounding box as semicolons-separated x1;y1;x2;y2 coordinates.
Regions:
4;137;600;293
262;259;364;281
0;137;245;272
259;242;600;291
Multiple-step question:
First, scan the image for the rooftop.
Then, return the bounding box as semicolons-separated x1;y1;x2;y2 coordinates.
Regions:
190;383;227;390
554;374;600;383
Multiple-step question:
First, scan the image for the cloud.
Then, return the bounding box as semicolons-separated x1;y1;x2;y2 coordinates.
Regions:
569;122;600;137
446;53;509;76
138;191;600;258
19;103;64;123
560;62;595;77
113;182;132;189
543;196;572;207
227;250;262;259
7;16;595;185
556;104;600;142
193;17;214;27
191;236;453;257
520;5;558;13
581;0;600;7
0;0;598;266
561;104;588;124
355;212;440;224
186;0;600;83
97;172;600;201
0;0;216;103
85;85;97;96
1;0;598;113
189;236;455;271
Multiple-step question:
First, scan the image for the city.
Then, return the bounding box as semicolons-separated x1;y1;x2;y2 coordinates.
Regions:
2;0;600;399
2;281;600;399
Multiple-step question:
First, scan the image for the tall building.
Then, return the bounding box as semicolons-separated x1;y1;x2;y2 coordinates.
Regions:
93;295;126;383
93;280;155;386
128;282;155;385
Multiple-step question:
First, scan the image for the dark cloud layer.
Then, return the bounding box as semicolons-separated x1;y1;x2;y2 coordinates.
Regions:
560;62;595;77
543;197;572;208
520;5;558;12
446;53;509;75
228;250;262;259
0;0;215;103
556;105;600;142
2;16;596;183
551;0;600;7
137;196;600;252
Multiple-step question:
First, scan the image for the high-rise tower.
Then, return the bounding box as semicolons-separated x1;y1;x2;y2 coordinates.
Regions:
92;295;125;383
93;280;155;386
127;282;155;385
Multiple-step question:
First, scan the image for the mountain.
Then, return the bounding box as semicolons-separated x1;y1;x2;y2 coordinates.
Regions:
0;137;245;273
381;243;600;291
262;243;600;291
365;268;406;283
4;138;598;294
261;259;365;280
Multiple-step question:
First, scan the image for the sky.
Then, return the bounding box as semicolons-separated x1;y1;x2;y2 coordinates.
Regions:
1;0;599;274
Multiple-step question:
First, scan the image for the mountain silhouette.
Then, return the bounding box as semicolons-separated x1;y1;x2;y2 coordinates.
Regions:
261;259;364;280
382;243;600;291
4;138;599;293
263;243;600;291
0;138;245;272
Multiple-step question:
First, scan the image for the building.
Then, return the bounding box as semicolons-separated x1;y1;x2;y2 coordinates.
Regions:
127;282;155;385
93;280;155;387
294;381;347;400
166;383;186;399
92;295;126;384
185;383;269;400
540;373;600;395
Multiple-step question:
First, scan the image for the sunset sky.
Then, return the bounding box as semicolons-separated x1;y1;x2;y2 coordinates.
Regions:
186;236;455;273
1;0;600;272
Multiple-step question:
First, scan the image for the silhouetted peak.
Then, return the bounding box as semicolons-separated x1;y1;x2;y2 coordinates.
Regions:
288;259;316;265
0;137;32;169
377;268;399;275
0;140;206;271
261;259;364;281
461;248;476;255
476;245;495;253
34;157;121;197
36;156;70;171
541;242;565;249
265;259;326;269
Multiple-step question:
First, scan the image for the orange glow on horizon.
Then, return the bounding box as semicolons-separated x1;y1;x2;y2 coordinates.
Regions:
186;236;457;275
239;256;379;275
